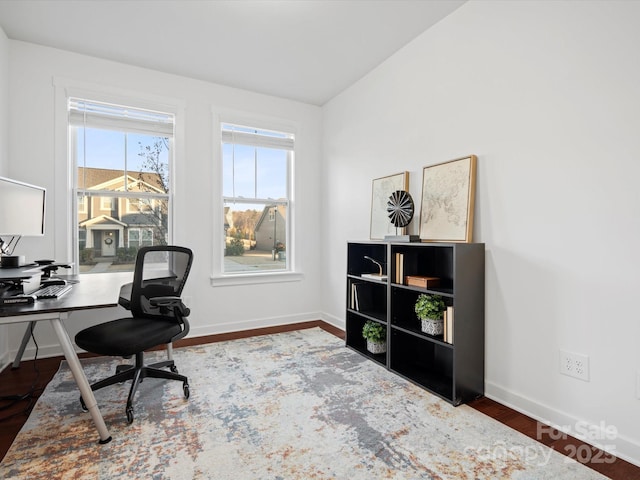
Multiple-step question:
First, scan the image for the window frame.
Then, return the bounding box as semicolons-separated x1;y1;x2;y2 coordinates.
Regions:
211;111;302;286
67;96;176;274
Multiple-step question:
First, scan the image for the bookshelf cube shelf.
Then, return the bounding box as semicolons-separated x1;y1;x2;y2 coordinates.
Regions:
346;241;485;405
346;242;389;365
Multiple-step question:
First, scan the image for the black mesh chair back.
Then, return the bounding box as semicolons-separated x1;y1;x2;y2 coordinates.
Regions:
129;246;192;321
75;245;194;424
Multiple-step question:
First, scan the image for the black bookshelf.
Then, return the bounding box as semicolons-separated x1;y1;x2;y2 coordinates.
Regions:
346;241;485;405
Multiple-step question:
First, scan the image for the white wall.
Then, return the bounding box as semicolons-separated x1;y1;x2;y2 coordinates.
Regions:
5;41;323;359
0;26;9;363
321;0;640;466
5;0;640;467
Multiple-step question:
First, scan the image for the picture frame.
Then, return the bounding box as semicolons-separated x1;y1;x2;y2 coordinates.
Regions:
419;155;477;243
370;171;409;240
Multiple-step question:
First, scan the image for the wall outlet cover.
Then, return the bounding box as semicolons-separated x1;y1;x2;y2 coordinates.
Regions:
559;349;590;382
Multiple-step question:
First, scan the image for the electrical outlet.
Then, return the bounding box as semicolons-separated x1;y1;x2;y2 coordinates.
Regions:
559;349;590;381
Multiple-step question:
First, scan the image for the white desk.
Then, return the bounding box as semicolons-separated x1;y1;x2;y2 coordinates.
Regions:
0;271;132;445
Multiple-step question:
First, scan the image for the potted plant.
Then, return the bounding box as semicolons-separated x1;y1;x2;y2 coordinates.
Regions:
362;320;387;354
414;293;446;336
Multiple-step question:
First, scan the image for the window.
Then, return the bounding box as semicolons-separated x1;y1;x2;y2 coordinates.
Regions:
128;228;154;248
221;123;293;274
100;196;114;212
69;98;174;273
127;197;154;213
78;195;87;214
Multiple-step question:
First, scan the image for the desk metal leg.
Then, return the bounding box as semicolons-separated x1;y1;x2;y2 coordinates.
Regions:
12;321;36;369
50;316;112;444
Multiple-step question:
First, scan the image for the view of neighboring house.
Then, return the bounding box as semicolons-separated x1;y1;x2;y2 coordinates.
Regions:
254;205;286;253
77;167;168;257
224;205;285;255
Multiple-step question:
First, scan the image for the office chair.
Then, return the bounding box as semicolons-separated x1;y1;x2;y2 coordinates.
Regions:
75;245;193;424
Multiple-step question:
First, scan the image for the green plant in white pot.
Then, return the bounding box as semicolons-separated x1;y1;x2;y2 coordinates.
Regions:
362;320;387;354
414;293;446;336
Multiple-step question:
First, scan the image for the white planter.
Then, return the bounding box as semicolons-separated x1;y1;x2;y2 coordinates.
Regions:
421;318;444;336
366;339;387;354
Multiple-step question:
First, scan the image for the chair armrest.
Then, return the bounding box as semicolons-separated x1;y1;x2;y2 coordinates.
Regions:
149;295;181;307
118;282;133;310
149;296;190;317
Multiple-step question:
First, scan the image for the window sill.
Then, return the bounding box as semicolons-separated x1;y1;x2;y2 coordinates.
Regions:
210;271;304;287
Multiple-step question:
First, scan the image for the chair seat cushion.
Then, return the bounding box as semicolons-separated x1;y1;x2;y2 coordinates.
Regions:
75;317;182;357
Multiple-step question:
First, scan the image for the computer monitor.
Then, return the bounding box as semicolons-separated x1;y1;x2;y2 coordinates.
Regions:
0;176;46;262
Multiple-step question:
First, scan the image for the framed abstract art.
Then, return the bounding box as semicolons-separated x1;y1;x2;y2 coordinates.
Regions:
419;155;477;243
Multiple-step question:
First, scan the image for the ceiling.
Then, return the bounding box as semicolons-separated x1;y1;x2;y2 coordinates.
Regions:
0;0;464;106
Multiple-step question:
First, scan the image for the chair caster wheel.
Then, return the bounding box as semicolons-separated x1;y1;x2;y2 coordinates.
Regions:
126;406;134;424
183;383;190;399
170;365;178;373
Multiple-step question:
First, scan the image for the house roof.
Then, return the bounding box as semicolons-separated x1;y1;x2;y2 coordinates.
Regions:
78;167;165;192
254;204;287;231
79;214;127;228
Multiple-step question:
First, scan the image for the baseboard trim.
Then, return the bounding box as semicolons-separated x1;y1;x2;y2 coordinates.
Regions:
318;311;345;331
486;380;640;468
175;318;344;348
187;311;324;338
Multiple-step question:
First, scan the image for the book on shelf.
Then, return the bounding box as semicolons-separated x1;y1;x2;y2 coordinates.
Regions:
444;306;454;344
350;282;375;313
350;283;357;310
394;253;404;284
443;309;448;342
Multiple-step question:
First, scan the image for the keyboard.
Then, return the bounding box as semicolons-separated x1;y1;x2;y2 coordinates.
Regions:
35;284;73;299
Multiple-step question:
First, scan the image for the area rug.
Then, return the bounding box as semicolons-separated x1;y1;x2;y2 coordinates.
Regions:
0;328;605;479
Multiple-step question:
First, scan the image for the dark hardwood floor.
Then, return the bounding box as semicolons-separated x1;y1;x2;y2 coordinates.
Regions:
1;320;638;479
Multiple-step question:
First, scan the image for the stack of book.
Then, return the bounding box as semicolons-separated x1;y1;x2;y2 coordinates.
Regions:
350;282;374;313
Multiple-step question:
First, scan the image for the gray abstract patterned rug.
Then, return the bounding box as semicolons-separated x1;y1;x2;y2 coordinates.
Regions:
1;328;605;479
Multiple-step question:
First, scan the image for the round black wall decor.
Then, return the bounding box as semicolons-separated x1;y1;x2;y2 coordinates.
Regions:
387;190;414;228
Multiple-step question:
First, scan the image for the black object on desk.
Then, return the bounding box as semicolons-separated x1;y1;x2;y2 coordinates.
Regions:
0;265;42;299
39;262;71;279
0;294;35;305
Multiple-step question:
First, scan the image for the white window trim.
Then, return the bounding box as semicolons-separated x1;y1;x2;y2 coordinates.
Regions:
210;108;301;286
53;77;185;273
